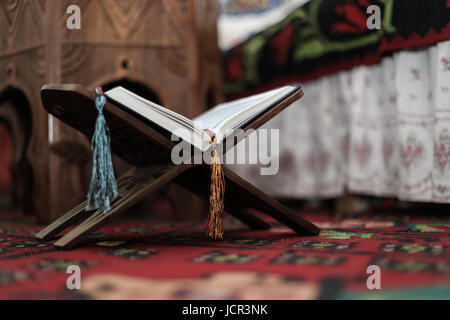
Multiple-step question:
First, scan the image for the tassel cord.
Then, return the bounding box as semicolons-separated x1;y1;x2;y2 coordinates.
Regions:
207;139;225;240
86;90;118;212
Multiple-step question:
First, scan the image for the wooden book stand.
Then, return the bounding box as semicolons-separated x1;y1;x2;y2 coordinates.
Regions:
35;84;320;249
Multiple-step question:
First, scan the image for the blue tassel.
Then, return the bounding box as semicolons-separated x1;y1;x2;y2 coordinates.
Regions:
86;87;118;212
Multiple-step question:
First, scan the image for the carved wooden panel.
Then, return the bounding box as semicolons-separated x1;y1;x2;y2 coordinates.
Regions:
0;0;222;222
0;99;32;211
0;0;50;220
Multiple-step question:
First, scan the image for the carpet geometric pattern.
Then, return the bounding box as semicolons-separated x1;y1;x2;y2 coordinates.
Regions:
0;206;449;300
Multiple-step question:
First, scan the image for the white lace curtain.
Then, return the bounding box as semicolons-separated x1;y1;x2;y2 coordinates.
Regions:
230;40;450;203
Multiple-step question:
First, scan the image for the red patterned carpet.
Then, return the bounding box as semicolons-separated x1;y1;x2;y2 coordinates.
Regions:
0;202;449;300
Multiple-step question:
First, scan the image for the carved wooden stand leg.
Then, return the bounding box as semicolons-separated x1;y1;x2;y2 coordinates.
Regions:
36;164;287;249
36;163;320;249
174;165;320;236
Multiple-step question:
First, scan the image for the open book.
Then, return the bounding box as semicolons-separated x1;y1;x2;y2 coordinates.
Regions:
105;85;300;151
36;83;319;248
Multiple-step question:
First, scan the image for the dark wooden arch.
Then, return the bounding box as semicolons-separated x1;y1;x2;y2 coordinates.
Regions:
0;87;33;212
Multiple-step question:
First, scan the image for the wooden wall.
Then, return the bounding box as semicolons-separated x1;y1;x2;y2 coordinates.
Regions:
0;0;222;221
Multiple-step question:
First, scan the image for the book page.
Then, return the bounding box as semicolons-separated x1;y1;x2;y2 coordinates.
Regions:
105;85;298;150
194;87;291;130
105;87;204;149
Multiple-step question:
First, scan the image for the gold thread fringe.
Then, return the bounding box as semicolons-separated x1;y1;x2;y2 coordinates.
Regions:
207;144;225;240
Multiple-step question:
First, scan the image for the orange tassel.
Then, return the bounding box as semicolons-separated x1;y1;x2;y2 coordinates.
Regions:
207;140;225;240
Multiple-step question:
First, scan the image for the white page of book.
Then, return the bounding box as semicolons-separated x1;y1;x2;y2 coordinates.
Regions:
105;87;204;149
193;87;290;131
105;85;297;150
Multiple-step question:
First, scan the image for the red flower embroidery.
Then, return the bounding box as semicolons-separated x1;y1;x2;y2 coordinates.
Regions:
227;59;243;80
389;94;397;104
411;68;420;80
280;152;295;170
436;185;448;194
331;0;371;35
269;24;295;66
434;129;450;172
353;136;371;167
383;140;393;162
441;57;450;71
304;151;331;173
400;134;424;168
225;47;244;81
434;143;450;171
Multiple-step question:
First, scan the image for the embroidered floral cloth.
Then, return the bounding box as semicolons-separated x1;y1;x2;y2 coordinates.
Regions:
223;0;450;98
230;40;450;203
